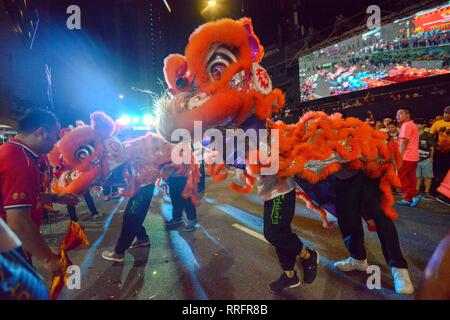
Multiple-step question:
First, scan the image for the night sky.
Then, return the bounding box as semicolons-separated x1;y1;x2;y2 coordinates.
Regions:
2;0;433;124
162;0;424;52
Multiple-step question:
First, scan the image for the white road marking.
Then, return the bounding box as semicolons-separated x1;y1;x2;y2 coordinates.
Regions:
232;223;269;244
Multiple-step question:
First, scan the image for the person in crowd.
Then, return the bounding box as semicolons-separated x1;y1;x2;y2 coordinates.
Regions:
383;117;393;129
0;108;79;273
416;123;436;198
386;121;399;142
430;106;450;199
333;169;414;295
442;54;449;69
67;189;102;222
165;175;198;232
102;183;155;262
198;160;206;199
374;121;384;131
102;186;119;201
396;108;423;207
229;167;319;294
366;110;375;126
0;218;49;300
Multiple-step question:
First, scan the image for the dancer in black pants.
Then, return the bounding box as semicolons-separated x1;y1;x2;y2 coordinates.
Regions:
263;188;319;293
165;176;197;231
102;184;155;262
67;189;101;221
198;160;206;197
333;171;414;294
102;186;119;201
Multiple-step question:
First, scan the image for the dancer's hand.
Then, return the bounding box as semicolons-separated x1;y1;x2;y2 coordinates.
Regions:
43;253;61;274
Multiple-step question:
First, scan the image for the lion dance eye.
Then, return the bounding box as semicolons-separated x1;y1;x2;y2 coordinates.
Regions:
210;64;225;80
75;144;95;160
206;46;237;81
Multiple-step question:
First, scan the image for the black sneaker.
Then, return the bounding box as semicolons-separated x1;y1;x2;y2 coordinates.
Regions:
269;272;301;293
111;192;120;199
165;218;183;227
298;248;320;284
183;220;197;232
435;194;450;206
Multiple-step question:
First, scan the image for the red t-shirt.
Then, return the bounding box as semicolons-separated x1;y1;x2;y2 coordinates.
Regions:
0;138;44;227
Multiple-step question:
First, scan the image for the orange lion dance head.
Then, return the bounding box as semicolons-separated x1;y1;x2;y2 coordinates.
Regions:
48;112;126;195
156;18;285;141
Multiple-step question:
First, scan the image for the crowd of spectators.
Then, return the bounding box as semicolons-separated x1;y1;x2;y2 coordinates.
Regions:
367;106;450;205
300;29;450;102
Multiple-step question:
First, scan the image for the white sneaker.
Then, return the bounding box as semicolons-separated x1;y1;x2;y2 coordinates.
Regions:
334;257;369;272
101;250;125;263
91;213;102;221
391;267;414;295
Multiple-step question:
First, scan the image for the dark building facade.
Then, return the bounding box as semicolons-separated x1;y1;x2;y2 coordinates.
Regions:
252;0;305;110
1;0;171;125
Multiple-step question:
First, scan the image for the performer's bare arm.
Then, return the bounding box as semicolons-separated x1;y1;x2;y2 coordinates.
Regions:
6;208;60;272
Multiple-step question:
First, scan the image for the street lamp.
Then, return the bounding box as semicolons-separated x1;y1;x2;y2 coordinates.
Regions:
202;0;218;14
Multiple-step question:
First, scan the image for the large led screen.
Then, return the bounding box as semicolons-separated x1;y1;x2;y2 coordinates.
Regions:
299;2;450;102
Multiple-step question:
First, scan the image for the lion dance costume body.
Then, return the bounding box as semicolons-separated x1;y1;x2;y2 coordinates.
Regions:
47;112;200;298
156;17;402;228
48;112;200;203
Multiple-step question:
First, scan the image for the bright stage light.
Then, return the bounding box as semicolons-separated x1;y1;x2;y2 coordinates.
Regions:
201;0;218;15
117;115;131;125
143;114;154;126
132;116;140;124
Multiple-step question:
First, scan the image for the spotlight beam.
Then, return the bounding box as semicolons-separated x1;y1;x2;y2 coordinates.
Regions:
163;0;172;13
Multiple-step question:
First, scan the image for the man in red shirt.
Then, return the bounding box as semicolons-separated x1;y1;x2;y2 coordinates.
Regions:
396;108;423;207
0;108;79;275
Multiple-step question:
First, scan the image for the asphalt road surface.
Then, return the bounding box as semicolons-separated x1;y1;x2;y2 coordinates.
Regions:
36;178;450;300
